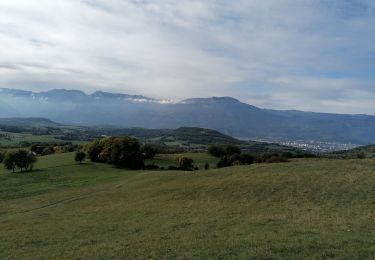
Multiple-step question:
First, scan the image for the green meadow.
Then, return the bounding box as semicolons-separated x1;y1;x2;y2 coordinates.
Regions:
0;153;374;259
0;131;85;147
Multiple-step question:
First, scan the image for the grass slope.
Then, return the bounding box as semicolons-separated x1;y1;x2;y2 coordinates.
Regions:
329;144;375;159
0;154;374;259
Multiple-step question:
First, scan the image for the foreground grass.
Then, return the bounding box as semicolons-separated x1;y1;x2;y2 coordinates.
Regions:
0;154;374;259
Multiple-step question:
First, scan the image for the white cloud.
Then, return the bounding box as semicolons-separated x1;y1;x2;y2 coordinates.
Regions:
0;0;374;114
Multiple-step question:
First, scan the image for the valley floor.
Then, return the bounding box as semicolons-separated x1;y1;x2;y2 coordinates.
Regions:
0;153;374;259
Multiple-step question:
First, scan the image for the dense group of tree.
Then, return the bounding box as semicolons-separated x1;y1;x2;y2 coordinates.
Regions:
3;150;38;173
208;145;254;168
209;145;294;168
31;142;78;156
208;145;241;157
85;137;159;169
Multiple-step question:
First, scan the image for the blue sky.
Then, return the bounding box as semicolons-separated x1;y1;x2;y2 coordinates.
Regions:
0;0;374;114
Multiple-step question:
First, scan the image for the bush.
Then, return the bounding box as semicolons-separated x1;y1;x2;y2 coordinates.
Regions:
357;152;366;159
175;156;194;170
41;146;54;156
238;153;255;165
216;153;254;168
217;156;234;168
208;145;226;157
0;151;5;163
225;145;241;156
75;151;86;164
204;162;210;170
208;145;241;157
142;144;158;159
264;154;289;163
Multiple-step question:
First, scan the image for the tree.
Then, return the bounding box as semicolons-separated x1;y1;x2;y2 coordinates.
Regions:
238;153;254;165
86;139;104;162
85;136;145;169
208;145;241;157
175;156;194;170
0;151;5;163
75;151;86;164
217;156;233;168
25;152;37;171
4;152;17;173
208;145;226;157
142;144;158;159
204;162;210;170
15;150;29;172
4;150;38;173
97;137;118;163
357;152;366;159
225;145;241;156
110;137;144;169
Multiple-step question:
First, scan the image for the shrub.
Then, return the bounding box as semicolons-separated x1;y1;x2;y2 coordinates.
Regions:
264;154;289;163
142;144;158;159
208;145;241;157
217;156;234;168
75;151;86;164
357;152;366;159
175;156;194;170
204;162;210;170
208;145;226;157
41;146;54;156
238;153;255;165
0;151;5;163
225;145;241;156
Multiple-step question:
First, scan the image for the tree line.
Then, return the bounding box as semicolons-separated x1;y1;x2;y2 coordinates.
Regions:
208;145;293;168
3;150;38;173
84;136;158;169
81;137;198;171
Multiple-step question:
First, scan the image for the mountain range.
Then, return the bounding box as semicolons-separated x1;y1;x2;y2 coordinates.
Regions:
0;88;374;145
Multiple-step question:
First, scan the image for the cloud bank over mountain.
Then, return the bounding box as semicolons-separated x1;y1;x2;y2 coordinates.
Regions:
0;0;374;114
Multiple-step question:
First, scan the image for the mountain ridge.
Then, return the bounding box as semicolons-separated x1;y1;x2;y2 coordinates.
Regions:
1;87;374;144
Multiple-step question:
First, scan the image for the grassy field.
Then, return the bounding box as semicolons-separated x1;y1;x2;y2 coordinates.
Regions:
0;153;374;259
0;131;85;147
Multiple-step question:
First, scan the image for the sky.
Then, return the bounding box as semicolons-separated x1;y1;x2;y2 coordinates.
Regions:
0;0;374;114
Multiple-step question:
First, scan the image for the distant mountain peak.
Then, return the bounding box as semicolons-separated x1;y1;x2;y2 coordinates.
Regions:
179;96;241;105
90;90;153;101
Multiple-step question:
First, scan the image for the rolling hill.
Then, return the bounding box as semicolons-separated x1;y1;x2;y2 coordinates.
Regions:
0;153;374;259
328;144;375;159
0;117;307;155
1;88;375;144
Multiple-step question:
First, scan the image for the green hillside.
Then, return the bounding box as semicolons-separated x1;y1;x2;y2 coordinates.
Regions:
0;153;374;259
0;118;308;156
329;144;375;159
0;117;60;128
